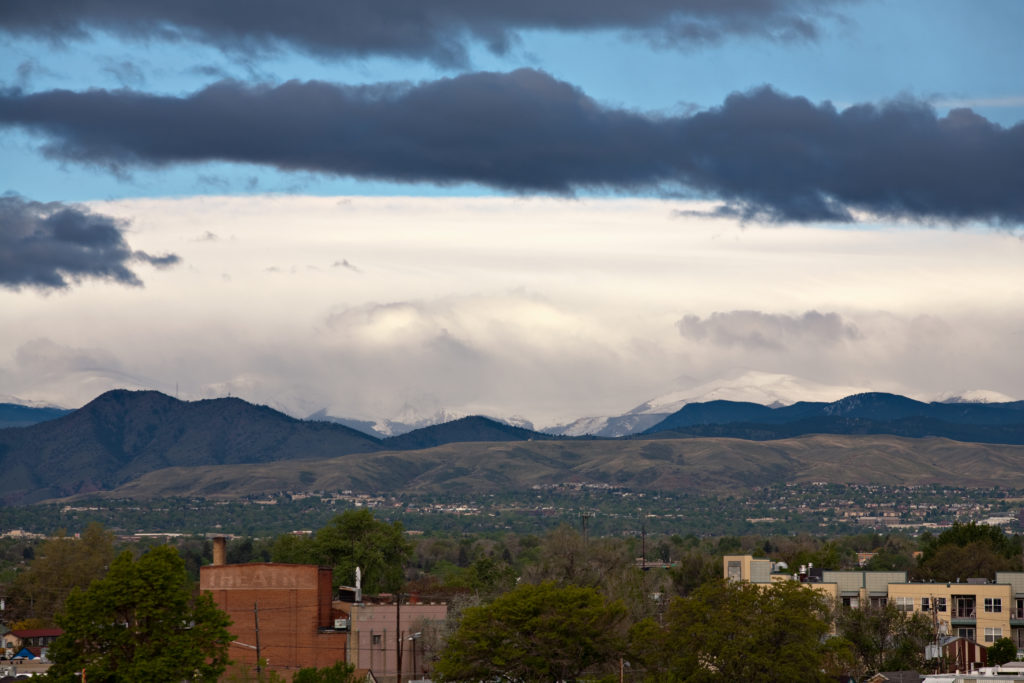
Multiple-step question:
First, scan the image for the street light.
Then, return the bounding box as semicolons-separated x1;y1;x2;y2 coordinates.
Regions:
405;634;421;679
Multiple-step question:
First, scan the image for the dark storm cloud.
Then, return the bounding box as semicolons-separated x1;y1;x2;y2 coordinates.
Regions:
0;193;180;290
1;72;1022;224
0;0;848;68
678;311;860;350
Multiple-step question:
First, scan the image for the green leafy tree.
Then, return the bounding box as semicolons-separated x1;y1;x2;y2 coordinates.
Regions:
666;550;720;597
271;510;413;593
916;523;1022;580
632;579;834;682
269;531;312;564
988;637;1019;666
8;522;115;624
521;526;630;589
431;555;517;596
44;546;232;683
292;661;359;683
435;581;628;682
521;525;664;622
834;603;935;676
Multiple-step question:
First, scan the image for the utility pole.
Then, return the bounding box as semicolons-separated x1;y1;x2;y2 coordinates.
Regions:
395;594;403;683
408;632;422;682
253;601;262;675
640;509;647;570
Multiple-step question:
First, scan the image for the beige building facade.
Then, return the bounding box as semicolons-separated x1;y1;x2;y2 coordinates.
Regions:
724;555;1024;649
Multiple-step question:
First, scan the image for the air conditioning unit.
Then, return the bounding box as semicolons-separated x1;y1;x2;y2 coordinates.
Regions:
334;618;349;630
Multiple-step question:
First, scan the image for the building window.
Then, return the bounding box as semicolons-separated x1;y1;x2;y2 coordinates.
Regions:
870;596;888;609
894;597;914;612
985;627;1003;643
921;597;931;611
727;561;742;581
842;596;860;609
984;598;1002;613
1012;627;1024;649
958;628;976;640
952;596;975;619
935;597;947;612
371;635;382;646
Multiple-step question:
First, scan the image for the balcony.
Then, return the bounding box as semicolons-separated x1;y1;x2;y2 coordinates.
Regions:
951;607;976;626
1011;608;1024;626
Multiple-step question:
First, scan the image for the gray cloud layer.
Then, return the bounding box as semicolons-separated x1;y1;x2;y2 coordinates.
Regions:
678;310;861;351
1;71;1022;224
0;193;180;290
0;0;846;67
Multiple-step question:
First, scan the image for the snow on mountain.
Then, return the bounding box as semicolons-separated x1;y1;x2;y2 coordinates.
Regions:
544;413;667;438
936;389;1018;404
371;402;465;437
545;371;872;437
635;371;872;416
309;406;534;438
0;393;68;409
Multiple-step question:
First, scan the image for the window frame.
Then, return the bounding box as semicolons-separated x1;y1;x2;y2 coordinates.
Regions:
894;596;914;612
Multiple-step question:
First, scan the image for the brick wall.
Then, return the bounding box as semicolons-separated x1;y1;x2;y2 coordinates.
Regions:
200;563;348;680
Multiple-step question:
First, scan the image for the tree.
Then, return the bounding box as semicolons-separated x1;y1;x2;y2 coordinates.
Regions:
270;510;413;593
520;526;664;622
435;581;628;682
44;546;232;682
292;661;359;683
916;523;1022;580
666;550;720;597
632;579;834;682
988;637;1019;666
834;603;935;676
7;522;115;624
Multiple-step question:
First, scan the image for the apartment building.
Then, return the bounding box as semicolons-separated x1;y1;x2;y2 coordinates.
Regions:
724;555;1024;649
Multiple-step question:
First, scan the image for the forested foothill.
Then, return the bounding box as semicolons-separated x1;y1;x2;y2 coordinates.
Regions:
2;513;1023;681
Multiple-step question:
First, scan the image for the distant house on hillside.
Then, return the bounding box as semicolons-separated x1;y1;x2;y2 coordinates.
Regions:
3;628;61;658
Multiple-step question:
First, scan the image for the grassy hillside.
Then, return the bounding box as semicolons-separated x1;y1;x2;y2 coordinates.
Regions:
76;434;1024;501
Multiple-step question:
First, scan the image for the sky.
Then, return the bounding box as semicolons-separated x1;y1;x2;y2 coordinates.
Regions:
0;0;1022;428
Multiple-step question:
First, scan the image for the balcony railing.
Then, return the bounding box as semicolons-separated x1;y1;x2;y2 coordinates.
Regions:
952;608;976;619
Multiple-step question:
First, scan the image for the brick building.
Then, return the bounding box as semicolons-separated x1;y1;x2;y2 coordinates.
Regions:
199;539;349;680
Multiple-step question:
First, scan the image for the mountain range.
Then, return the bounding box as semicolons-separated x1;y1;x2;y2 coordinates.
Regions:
641;392;1024;440
2;386;1024;504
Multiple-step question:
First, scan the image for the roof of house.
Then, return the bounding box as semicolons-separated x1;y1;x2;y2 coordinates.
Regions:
871;672;923;683
8;629;62;638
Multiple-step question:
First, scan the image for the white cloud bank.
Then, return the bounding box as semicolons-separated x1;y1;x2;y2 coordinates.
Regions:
1;195;1021;425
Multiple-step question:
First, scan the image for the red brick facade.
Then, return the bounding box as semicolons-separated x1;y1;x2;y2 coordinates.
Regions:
200;563;348;679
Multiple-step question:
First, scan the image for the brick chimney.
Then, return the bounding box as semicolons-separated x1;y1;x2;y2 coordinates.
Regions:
212;536;227;566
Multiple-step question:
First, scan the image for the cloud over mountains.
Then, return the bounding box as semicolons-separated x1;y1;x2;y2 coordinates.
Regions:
0;0;847;67
1;73;1021;225
0;193;180;290
678;310;861;350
